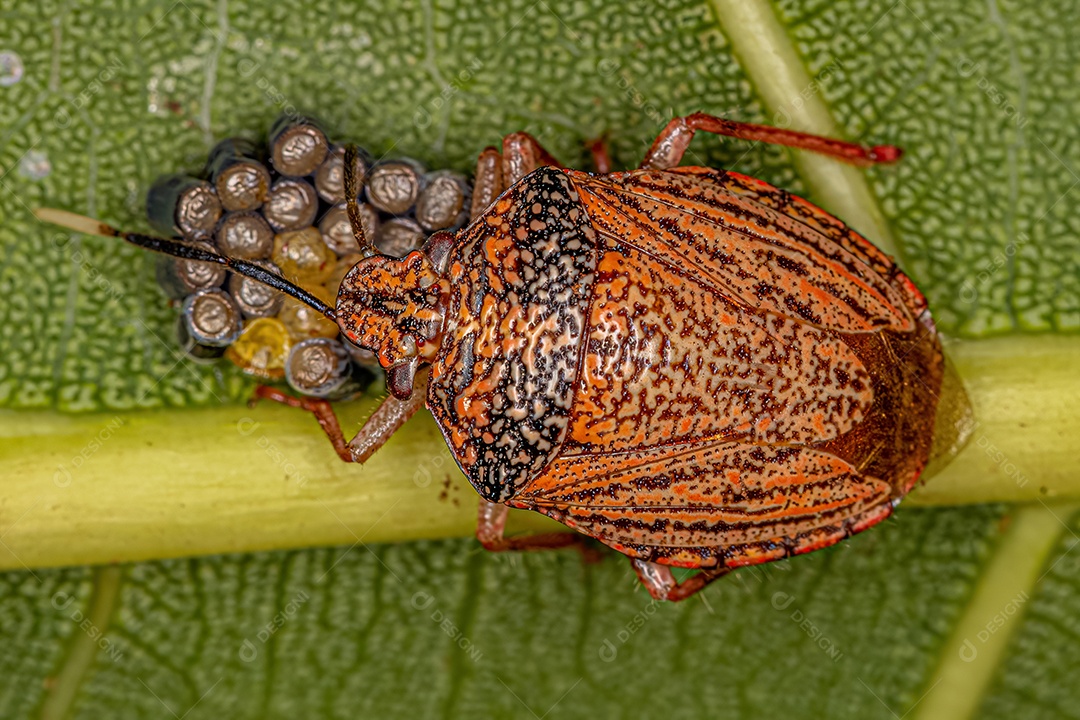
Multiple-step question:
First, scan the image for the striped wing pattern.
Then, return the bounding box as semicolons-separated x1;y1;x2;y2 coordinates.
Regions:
568;167;914;333
506;167;931;568
511;440;893;569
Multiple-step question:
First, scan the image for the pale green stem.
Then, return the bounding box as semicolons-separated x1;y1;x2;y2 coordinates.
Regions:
913;503;1079;720
39;566;124;720
0;335;1077;571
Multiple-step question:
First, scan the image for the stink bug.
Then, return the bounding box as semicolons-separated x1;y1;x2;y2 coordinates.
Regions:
38;113;943;601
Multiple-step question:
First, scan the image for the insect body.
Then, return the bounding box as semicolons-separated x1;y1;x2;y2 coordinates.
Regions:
38;113;943;601
432;165;939;566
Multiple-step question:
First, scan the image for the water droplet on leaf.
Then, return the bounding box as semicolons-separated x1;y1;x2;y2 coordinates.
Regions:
0;51;24;86
19;149;51;180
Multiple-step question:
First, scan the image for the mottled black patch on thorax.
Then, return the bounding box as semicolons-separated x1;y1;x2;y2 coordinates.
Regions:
429;167;598;502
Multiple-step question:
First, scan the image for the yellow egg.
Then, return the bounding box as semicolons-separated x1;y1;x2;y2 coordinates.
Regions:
225;317;293;380
272;226;335;285
277;283;339;340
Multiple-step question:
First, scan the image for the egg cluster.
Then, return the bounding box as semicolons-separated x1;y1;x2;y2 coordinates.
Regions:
148;114;471;399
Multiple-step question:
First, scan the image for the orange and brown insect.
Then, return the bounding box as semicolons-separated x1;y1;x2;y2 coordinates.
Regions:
37;113;943;602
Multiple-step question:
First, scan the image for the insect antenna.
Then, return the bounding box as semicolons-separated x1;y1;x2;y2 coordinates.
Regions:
33;207;337;322
343;143;378;258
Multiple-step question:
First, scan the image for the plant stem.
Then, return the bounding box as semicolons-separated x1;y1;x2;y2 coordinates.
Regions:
0;335;1076;571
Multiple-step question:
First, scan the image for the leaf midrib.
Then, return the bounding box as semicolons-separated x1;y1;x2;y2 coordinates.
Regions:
38;566;123;720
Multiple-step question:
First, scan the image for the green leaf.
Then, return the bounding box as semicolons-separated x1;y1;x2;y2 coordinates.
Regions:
5;505;1080;719
1;0;1078;718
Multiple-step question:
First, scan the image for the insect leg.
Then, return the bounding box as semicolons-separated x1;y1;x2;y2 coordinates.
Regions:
476;500;592;553
470;133;565;220
252;386;354;462
469;146;504;222
501;132;564;186
346;367;430;463
630;558;731;602
252;368;429;463
586;134;613;174
639;112;903;170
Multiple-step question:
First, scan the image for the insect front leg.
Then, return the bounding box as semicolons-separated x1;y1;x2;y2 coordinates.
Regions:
630;558;731;602
500;131;564;186
253;368;429;463
469;132;566;220
469;147;504;222
253;387;355;462
639;112;903;170
346;369;429;463
586;134;613;174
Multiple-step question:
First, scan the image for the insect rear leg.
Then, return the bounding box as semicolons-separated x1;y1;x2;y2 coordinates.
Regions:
639;112;902;170
630;558;731;602
252;368;429;463
476;500;598;555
